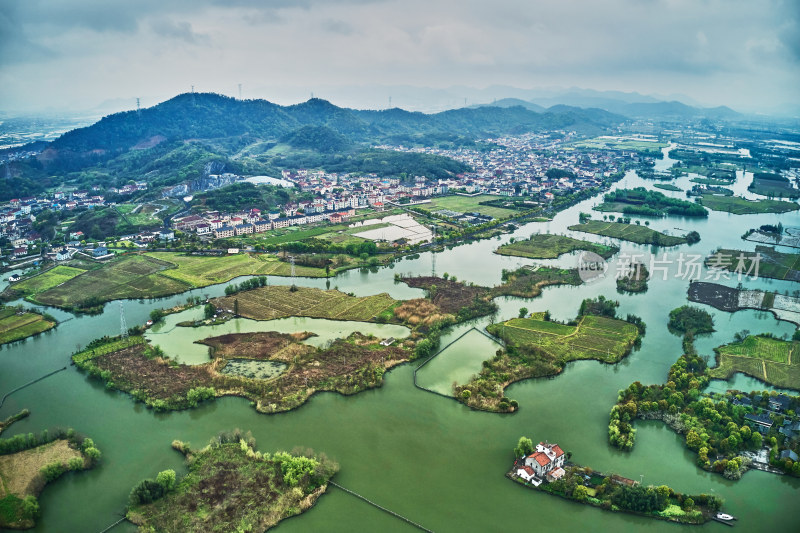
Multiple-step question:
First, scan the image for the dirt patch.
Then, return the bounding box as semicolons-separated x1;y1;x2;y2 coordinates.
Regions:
0;440;82;498
199;331;315;360
687;282;739;312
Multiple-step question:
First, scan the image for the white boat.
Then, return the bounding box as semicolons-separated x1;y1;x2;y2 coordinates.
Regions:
716;513;734;521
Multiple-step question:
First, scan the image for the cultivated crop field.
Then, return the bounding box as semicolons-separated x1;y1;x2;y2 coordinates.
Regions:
698;195;799;214
0;309;56;345
150;252;326;286
7;265;87;298
213;286;398;322
707;246;800;281
495;233;618;260
418;195;517;219
709;335;800;390
568;220;686;246
571;136;667;153
490;315;639;364
34;255;191;309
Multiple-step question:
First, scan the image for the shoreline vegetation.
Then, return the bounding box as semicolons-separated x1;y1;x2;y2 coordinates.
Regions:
494;233;619;260
0;429;101;530
594;187;708;218
568;219;697;247
608;333;800;480
508;443;723;525
126;430;337;532
616;262;648;293
455;297;643;412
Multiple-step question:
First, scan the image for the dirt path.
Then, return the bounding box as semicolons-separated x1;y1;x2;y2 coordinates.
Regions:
762;360;768;381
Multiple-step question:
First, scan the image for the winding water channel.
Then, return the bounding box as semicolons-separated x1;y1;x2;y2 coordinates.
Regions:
1;147;799;531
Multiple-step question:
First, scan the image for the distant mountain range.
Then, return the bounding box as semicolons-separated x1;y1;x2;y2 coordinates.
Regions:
46;92;627;157
471;95;740;120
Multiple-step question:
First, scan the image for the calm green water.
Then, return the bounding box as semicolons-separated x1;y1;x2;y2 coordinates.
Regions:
146;312;411;365
1;148;799;532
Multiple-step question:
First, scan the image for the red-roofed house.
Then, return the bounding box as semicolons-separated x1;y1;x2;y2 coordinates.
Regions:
524;441;566;478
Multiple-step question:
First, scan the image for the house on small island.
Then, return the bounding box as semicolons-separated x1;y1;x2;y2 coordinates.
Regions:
516;441;566;486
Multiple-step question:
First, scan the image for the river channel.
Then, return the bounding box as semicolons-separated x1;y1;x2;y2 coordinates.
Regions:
1;146;798;532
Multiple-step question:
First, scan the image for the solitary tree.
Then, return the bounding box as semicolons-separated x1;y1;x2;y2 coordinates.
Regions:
514;436;534;458
519;307;528;318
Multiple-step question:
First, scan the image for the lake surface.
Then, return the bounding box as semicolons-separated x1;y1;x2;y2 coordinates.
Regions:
1;147;799;532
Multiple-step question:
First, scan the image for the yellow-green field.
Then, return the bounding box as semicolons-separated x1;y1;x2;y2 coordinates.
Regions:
489;315;639;364
571;136;667;153
709;335;800;390
8;266;87;298
496;233;618;260
213;285;398;322
569;220;686;246
0;309;56;345
148;253;326;286
417;195;517;219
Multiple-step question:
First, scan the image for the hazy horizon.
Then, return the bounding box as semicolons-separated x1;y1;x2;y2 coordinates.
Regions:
2;0;798;116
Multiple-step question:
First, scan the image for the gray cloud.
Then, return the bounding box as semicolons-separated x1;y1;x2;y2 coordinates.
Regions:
151;20;210;45
0;0;797;114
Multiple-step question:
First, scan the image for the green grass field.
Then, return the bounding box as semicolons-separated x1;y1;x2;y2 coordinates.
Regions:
417;195;517;219
568;220;686;246
690;177;734;186
0;309;56;344
8;265;87;297
571;137;667;153
34;255;192;309
748;178;800;199
148;252;327;286
495;233;618;260
653;183;682;192
698;195;799;215
709;335;799;390
489;315;639;364
213;285;398;322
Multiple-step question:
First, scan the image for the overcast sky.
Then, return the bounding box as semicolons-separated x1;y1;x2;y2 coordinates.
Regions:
1;0;798;115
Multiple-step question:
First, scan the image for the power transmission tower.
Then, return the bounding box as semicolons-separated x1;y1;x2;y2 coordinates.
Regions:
136;97;140;116
119;302;128;338
238;84;242;99
290;255;297;289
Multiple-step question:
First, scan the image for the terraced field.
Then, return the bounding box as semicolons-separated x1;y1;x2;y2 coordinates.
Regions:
568;220;686;246
709;335;800;390
495;233;618;260
491;315;639;363
212;286;398;322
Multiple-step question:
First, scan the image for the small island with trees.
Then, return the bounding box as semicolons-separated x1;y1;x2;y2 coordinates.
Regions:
126;429;338;532
508;437;726;525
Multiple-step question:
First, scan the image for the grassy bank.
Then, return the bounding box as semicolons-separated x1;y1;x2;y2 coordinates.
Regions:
495;233;618;260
